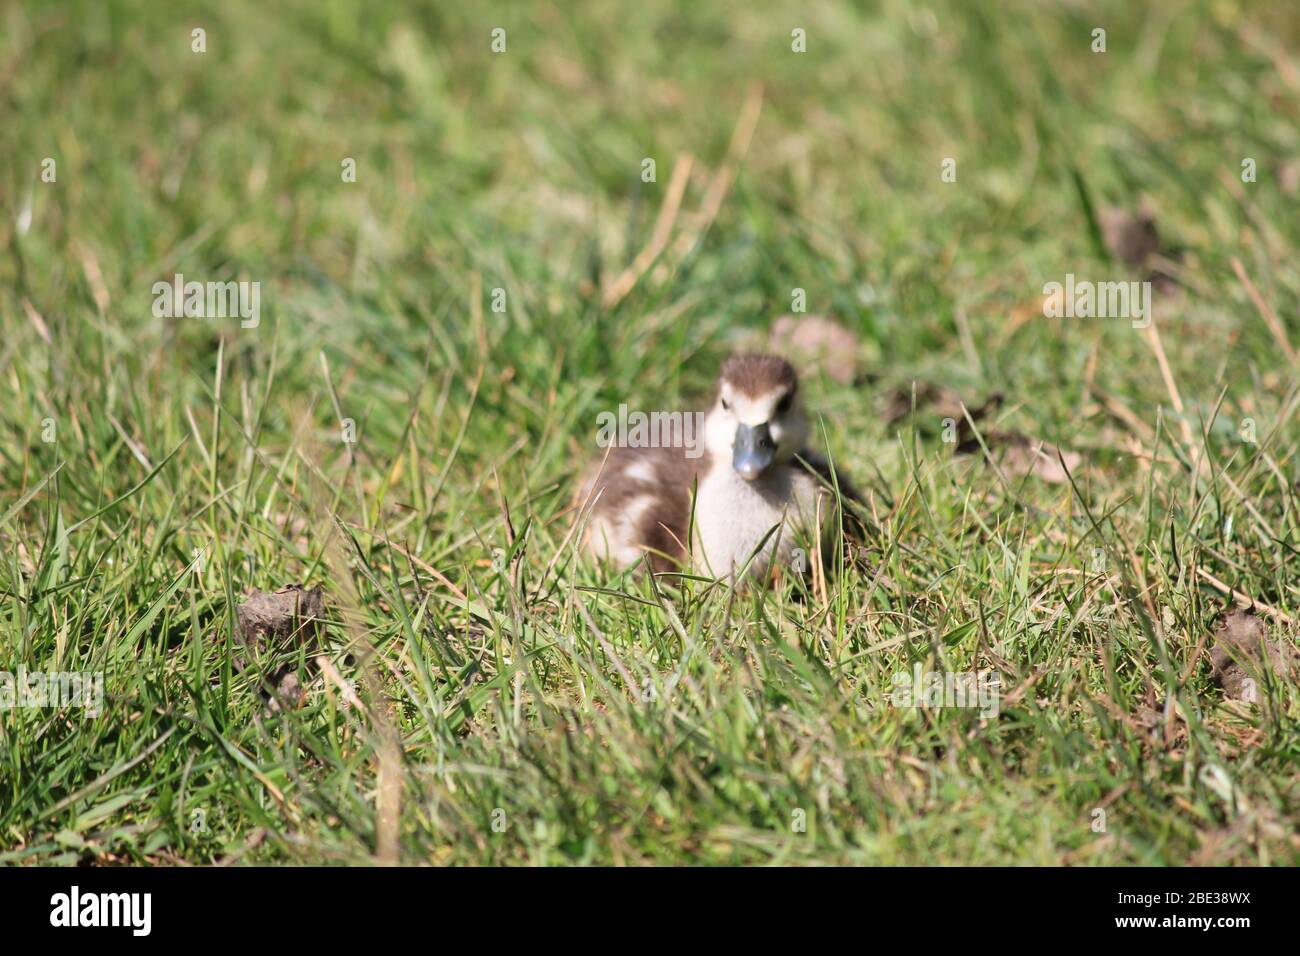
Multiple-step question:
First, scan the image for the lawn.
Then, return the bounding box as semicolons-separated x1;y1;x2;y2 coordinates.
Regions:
1;0;1298;865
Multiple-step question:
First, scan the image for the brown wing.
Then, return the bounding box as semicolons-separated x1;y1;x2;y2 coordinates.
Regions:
577;442;711;572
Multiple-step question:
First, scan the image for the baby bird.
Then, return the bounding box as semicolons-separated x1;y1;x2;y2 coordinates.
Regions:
578;353;858;581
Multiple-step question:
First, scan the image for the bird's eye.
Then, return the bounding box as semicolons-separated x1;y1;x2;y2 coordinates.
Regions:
775;393;792;415
721;398;731;411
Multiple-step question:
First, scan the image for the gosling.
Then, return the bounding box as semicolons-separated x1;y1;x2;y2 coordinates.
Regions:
577;353;860;581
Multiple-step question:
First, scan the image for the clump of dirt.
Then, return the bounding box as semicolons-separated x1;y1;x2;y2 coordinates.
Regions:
234;584;326;710
769;314;864;385
883;384;1080;483
881;382;1000;426
1100;207;1161;269
960;431;1082;485
1099;205;1181;293
1209;607;1298;701
235;585;325;662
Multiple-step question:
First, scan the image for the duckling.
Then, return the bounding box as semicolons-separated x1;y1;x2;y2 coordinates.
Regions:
577;353;861;581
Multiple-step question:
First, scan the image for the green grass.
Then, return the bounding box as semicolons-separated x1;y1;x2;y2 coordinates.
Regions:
2;0;1299;865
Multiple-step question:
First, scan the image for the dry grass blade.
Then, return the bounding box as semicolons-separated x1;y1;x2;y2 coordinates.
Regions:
1231;256;1298;365
602;153;695;309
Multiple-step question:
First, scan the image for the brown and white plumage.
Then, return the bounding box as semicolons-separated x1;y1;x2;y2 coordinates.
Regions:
577;354;863;580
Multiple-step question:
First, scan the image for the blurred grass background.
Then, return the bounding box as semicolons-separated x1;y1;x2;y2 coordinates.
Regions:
1;0;1298;864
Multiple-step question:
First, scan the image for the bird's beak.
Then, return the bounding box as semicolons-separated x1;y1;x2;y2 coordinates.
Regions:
732;423;776;480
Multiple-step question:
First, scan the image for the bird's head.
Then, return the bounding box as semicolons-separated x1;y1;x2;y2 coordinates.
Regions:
704;354;808;481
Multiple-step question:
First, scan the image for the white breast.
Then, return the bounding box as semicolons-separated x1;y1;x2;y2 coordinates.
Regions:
692;463;824;580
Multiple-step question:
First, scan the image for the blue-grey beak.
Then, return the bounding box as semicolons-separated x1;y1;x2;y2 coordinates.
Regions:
732;423;776;480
